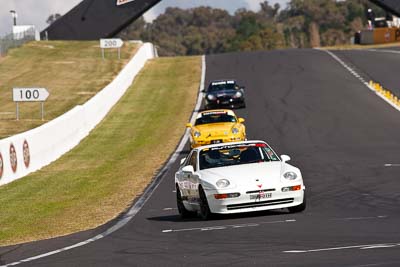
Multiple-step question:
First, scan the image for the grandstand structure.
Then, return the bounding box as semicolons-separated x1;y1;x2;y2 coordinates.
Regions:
41;0;400;41
370;0;400;17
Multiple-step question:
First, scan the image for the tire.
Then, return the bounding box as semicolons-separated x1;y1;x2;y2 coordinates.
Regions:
198;186;212;220
176;185;193;219
288;191;306;213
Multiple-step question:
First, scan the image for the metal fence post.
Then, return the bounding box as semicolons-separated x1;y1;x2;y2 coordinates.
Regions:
0;29;36;57
16;103;19;121
41;102;44;121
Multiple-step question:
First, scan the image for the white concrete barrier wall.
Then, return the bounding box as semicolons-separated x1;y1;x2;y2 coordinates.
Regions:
0;42;155;186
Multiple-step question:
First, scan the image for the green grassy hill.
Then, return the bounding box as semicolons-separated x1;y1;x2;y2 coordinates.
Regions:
0;41;138;138
0;55;201;246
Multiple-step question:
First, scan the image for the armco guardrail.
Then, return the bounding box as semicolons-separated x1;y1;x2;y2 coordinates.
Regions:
0;42;155;186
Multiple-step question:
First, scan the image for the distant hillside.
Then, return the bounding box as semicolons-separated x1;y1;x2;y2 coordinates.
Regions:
119;0;386;56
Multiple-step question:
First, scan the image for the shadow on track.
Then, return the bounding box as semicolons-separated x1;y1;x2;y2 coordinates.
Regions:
147;209;290;222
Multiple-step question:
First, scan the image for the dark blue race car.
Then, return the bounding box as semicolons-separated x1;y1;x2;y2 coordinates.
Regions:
203;80;246;109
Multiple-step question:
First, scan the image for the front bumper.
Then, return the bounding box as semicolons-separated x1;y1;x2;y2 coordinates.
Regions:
204;187;305;214
205;98;245;109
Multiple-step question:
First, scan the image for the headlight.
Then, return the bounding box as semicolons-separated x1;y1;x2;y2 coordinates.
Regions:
216;179;230;188
207;94;216;101
232;128;239;134
283;171;297;180
194;131;201;138
234;91;242;98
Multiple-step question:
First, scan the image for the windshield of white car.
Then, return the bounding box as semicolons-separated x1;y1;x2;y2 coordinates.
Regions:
199;143;279;170
195;113;236;126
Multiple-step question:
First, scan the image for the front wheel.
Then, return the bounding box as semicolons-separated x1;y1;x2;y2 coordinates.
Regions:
288;191;306;213
198;186;213;220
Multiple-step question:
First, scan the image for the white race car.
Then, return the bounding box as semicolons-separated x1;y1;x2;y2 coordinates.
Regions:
175;141;306;219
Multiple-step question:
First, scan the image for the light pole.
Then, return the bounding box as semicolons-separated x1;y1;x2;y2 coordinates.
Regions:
10;10;17;26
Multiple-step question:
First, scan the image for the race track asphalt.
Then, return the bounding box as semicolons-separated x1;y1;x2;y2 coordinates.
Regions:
1;48;400;267
332;48;400;95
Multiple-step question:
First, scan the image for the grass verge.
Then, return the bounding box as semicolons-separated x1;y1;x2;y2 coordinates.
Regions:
0;56;201;246
0;41;137;138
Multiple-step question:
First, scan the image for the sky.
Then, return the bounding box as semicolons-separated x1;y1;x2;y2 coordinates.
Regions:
0;0;288;37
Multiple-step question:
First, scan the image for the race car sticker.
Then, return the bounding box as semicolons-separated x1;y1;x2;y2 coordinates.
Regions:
265;148;279;161
0;152;3;179
116;0;136;6
226;110;235;116
211;80;235;85
23;140;30;168
211;81;227;85
201;111;228;116
10;143;17;173
255;143;267;147
210;143;252;151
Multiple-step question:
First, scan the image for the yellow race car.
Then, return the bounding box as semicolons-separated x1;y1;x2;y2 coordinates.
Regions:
186;109;246;148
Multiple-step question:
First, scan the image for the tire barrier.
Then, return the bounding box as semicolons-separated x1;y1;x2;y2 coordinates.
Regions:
358;28;400;45
373;28;400;44
0;42;155;186
368;80;400;107
9;143;17;173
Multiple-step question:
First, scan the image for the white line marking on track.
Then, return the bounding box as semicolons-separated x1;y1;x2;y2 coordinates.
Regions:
353;263;400;267
332;215;387;221
232;223;259;228
0;56;208;267
365;49;400;54
384;163;400;167
163;208;175;211
317;49;367;86
361;244;398;250
161;215;385;234
284;243;400;253
201;226;227;231
162;219;296;233
318;48;400;113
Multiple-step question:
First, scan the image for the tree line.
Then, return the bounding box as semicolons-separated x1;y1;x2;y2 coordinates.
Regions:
118;0;385;56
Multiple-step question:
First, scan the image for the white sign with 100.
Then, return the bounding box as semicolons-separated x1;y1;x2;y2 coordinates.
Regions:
13;88;50;120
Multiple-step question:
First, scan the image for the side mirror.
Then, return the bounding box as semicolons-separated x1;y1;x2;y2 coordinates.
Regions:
201;89;206;93
182;165;195;174
180;158;186;165
186;123;193;128
281;155;291;163
238;118;245;123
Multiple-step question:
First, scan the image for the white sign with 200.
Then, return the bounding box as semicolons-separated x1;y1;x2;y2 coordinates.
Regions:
100;38;124;49
100;39;124;60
